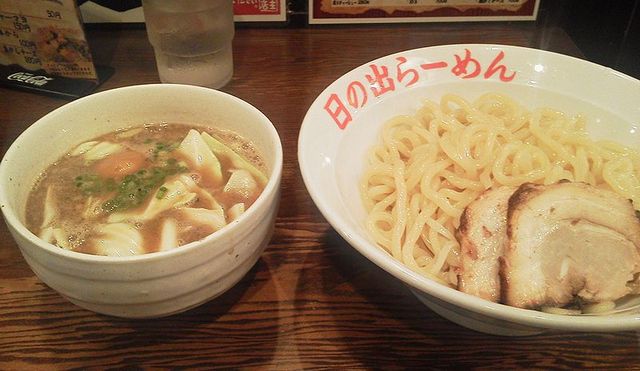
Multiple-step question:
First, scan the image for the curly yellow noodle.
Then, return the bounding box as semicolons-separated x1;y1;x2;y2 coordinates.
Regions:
391;159;408;261
361;93;640;286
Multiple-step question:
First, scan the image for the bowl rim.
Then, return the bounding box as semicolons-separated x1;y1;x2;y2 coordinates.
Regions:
298;43;640;332
0;83;283;264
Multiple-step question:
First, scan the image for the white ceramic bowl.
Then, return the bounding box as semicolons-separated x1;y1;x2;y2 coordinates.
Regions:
299;44;640;335
0;84;283;318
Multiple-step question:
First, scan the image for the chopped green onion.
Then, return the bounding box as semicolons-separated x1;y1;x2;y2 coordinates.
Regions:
152;141;178;159
73;157;188;213
74;174;116;195
101;159;187;213
156;186;168;199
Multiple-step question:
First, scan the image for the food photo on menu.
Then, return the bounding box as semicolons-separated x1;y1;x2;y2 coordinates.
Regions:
1;0;640;368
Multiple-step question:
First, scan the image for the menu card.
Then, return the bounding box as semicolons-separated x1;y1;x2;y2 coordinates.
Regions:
77;0;288;24
0;0;106;98
310;0;540;24
234;0;287;22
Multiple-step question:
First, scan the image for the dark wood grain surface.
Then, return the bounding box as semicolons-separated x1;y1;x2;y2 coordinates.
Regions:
1;22;639;369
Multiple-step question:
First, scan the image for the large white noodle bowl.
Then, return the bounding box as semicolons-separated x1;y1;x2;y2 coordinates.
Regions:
298;44;640;335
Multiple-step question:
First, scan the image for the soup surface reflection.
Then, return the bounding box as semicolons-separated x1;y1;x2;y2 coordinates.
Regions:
25;123;268;256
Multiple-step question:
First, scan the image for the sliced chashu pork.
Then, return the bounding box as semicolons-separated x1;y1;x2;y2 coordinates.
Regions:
501;181;640;309
457;186;516;302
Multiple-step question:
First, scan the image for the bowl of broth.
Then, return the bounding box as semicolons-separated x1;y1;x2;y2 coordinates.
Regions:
299;44;640;335
0;84;283;318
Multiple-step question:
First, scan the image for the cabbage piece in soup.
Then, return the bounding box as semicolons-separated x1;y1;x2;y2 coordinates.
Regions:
25;123;268;256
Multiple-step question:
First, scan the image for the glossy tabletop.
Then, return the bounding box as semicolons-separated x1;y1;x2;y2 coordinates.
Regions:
1;21;639;369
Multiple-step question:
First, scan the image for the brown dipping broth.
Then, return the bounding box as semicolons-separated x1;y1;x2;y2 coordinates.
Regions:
25;123;267;255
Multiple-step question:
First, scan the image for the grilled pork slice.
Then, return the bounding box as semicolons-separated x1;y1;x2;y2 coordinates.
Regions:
501;182;640;309
457;186;516;302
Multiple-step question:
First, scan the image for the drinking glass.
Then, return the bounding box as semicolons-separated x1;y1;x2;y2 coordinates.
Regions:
142;0;234;89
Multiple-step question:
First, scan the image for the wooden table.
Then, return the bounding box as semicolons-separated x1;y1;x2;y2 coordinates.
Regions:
2;22;639;369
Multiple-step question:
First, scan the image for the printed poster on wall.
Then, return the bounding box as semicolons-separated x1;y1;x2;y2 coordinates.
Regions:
310;0;540;24
234;0;287;22
77;0;287;23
